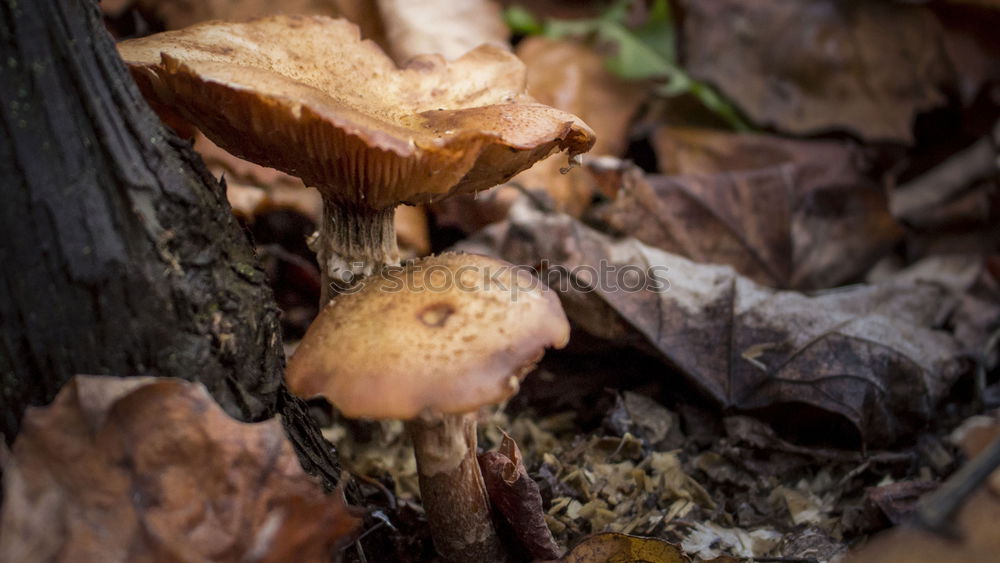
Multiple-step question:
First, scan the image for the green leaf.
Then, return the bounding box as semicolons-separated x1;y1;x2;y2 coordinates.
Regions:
503;5;545;36
632;0;675;63
503;0;751;131
543;17;601;39
598;21;676;81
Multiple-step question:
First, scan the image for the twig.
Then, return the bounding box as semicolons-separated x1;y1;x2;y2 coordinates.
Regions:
914;433;1000;538
340;462;398;511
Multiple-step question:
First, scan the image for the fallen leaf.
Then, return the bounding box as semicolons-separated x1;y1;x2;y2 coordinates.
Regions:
679;0;951;143
376;0;509;64
520;37;645;158
135;0;386;48
511;37;647;216
430;36;645;226
0;375;362;562
478;432;562;560
605;128;902;289
459;200;968;445
552;532;690;563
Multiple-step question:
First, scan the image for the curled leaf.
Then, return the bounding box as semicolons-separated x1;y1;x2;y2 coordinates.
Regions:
377;0;509;63
478;432;562;560
605;128;902;289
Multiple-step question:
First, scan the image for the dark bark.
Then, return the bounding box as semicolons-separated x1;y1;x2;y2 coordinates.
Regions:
0;0;339;485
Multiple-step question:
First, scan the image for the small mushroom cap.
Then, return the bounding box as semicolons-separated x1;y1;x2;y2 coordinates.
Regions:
117;15;595;210
286;253;570;419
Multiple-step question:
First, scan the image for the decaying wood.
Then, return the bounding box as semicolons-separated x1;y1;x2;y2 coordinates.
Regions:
0;0;339;485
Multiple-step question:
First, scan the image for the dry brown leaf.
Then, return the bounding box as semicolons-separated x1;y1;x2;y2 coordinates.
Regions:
376;0;508;64
394;203;431;258
194;132;324;222
606;127;902;289
478;432;561;560
100;0;134;17
0;375;362;562
679;0;951;143
459;201;968;445
511;37;646;216
118;15;594;211
430;37;643;228
135;0;386;47
520;37;644;158
550;532;690;563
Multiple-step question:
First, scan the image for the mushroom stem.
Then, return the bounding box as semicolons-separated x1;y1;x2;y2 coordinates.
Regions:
406;413;506;563
315;195;399;304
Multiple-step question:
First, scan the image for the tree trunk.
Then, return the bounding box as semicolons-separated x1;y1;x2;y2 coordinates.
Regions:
0;0;339;484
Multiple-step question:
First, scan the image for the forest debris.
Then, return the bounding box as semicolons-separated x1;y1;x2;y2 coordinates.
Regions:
681;522;780;561
607;130;902;289
478;432;562;561
679;0;951;143
0;376;362;562
844;435;1000;562
770;482;835;527
460;200;968;445
323;419;421;500
778;527;847;562
863;480;939;527
376;0;508;63
889;121;999;227
603;391;684;449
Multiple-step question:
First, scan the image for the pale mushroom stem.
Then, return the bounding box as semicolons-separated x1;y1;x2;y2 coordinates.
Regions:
315;194;400;304
406;413;507;563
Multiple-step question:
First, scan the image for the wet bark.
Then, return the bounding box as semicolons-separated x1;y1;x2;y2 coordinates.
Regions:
0;0;339;485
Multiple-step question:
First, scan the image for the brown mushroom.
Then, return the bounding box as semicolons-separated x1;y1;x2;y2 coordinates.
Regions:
286;252;570;562
116;15;595;302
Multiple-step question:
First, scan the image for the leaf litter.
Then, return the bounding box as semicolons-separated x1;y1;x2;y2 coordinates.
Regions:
82;0;1000;561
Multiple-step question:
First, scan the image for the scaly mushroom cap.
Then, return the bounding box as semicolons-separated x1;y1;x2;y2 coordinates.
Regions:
286;253;570;419
117;15;596;210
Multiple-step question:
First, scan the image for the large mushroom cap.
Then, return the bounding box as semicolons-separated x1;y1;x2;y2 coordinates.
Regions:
286;253;570;419
117;15;596;209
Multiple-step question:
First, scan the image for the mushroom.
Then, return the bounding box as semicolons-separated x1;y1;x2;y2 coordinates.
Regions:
286;252;570;562
117;15;595;302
